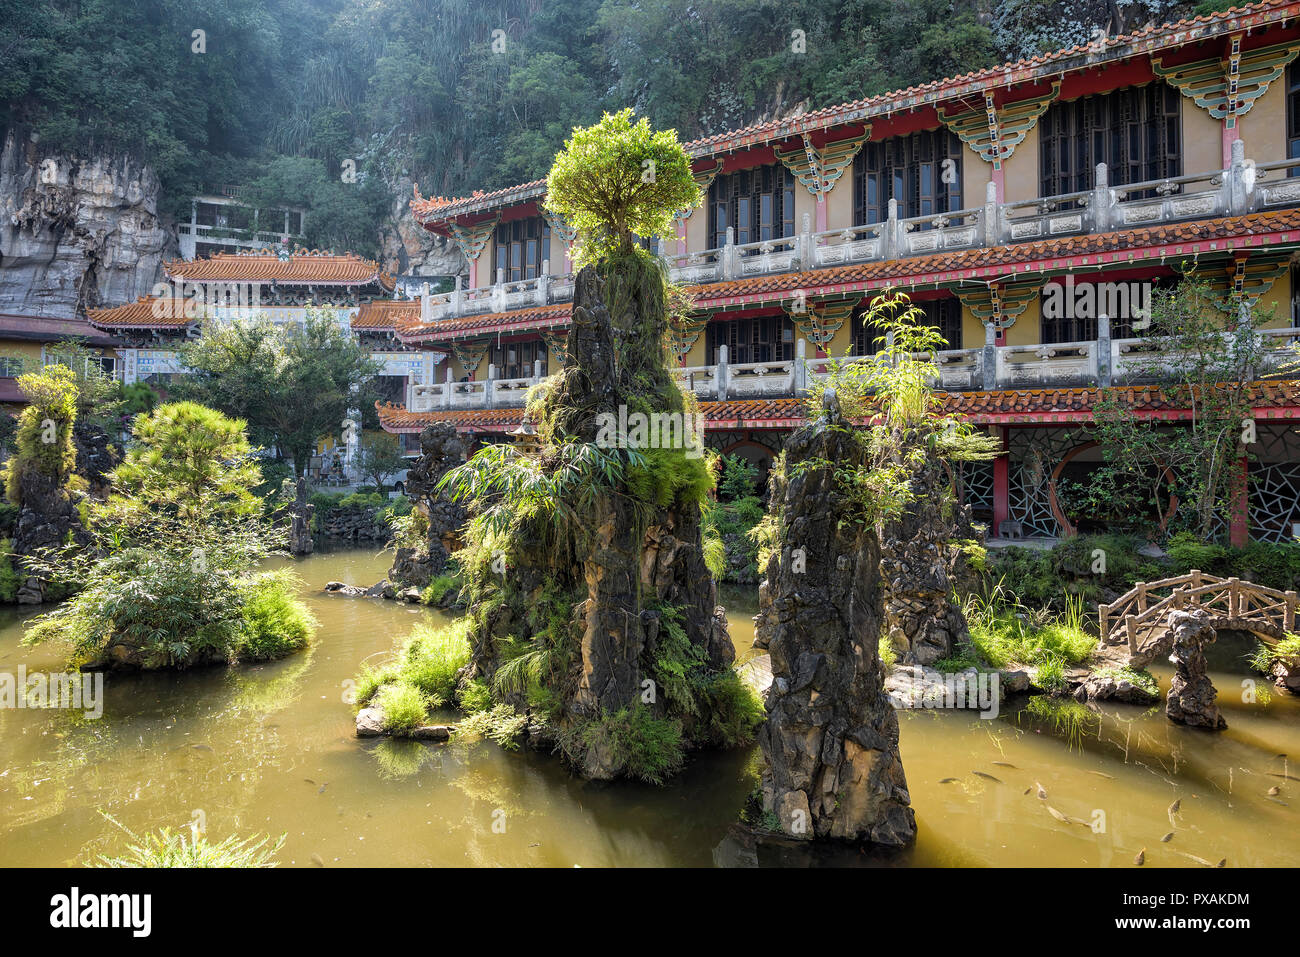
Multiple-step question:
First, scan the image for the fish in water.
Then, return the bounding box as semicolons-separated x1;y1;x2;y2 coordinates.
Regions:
1134;848;1146;866
938;778;960;784
304;778;316;785
1023;787;1032;795
1178;851;1220;868
1088;771;1115;780
1046;805;1069;823
972;771;1002;783
1267;771;1300;782
1268;785;1281;796
318;784;328;795
1161;831;1174;843
191;745;212;752
1168;798;1181;816
310;853;325;867
1035;782;1048;800
991;762;1018;769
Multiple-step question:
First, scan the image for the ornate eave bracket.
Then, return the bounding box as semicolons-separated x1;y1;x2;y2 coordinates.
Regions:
451;339;489;375
957;280;1040;332
773;130;870;200
1209;253;1290;304
938;82;1060;171
667;314;709;361
784;297;855;350
448;216;500;262
1153;36;1300;128
675;161;724;224
541;209;578;247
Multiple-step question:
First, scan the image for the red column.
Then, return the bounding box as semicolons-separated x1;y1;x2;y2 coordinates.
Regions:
1229;454;1249;547
992;426;1010;535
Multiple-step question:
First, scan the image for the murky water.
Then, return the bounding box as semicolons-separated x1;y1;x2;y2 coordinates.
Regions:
1;547;1297;867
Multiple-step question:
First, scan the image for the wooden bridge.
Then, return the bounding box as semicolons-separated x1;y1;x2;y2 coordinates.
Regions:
1099;572;1297;654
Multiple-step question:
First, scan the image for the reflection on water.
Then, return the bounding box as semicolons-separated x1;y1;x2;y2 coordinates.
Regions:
0;552;1296;867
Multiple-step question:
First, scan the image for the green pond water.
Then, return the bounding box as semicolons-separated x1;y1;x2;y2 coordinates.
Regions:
1;546;1298;867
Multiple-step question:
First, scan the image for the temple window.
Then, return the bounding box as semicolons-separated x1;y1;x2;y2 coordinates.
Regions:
853;128;963;226
708;165;796;249
706;313;795;364
490;338;547;380
852;298;962;354
493;216;551;283
1038;83;1181;198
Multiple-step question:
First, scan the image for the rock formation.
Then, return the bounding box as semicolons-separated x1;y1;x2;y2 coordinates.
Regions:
754;392;916;846
879;451;979;665
1162;609;1228;730
387;423;468;587
11;469;86;604
377;174;468;283
1;129;174;316
461;257;733;779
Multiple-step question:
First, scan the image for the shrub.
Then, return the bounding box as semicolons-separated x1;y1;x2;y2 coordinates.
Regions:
700;670;765;748
397;619;473;706
376;682;430;733
457;704;528;750
91;813;284;868
573;707;685;785
236;570;317;661
0;539;21;603
456;677;492;714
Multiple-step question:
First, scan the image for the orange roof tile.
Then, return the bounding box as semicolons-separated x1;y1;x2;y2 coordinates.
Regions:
398;303;572;342
352;300;419;330
87;297;198;331
377;381;1300;433
164;250;394;290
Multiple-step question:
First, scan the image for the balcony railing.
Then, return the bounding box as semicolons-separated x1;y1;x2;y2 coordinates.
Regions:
408;140;1295;326
402;326;1300;414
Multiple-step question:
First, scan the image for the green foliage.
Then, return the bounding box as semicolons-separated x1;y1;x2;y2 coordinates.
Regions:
0;539;22;603
119;382;159;417
624;447;713;510
962;588;1096;670
4;364;78;505
236;570;317;661
544;108;700;264
396;618;473;707
457;704;528;750
717;454;759;501
570;706;686;785
173;312;380;477
1093;665;1160;697
356;431;407;491
23;402;312;669
420;569;462;607
700;670;765;748
91;813;284;868
701;525;728;580
878;636;897;670
377;682;432;734
456;677;492;714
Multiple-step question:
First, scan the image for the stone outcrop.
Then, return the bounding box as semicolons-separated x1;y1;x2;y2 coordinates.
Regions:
387;423;468;588
377;174;468;284
880;456;979;666
11;470;87;604
755;392;916;846
1;129;173;316
1162;609;1228;730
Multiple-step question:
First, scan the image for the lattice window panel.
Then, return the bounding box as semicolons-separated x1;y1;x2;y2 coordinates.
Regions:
1008;428;1079;538
960;460;994;516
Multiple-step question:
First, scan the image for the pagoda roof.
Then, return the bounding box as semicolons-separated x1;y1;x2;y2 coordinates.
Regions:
164;249;395;290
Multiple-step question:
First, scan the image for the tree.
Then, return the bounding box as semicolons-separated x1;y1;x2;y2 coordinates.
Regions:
1061;275;1295;540
356;432;407;491
24;401;316;670
544;108;700;264
175;310;381;477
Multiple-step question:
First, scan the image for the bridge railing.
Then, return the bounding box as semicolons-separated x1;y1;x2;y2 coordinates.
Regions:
1099;570;1298;652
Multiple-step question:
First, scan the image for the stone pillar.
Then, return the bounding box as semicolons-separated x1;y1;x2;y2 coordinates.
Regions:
1097;312;1111;387
1164;609;1227;730
756;392;915;845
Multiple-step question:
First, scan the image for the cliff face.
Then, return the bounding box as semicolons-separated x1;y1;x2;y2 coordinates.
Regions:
0;129;174;316
376;172;467;284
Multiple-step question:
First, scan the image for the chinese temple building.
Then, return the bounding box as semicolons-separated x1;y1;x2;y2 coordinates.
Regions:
371;0;1300;546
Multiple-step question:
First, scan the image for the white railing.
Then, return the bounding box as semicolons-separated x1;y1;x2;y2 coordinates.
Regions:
406;140;1297;326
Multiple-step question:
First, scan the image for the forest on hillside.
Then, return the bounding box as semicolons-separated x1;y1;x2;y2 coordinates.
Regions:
1;0;1222;255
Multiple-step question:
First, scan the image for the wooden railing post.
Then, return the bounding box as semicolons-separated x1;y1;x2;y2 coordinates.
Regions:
1125;615;1138;654
1099;603;1110;644
1228;578;1240;618
1286;591;1297;632
1137;583;1147;614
